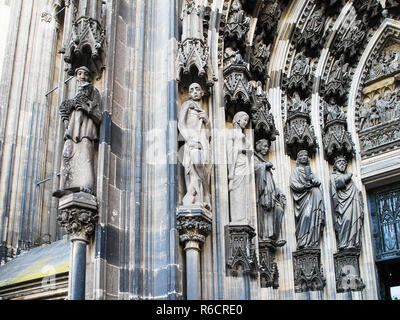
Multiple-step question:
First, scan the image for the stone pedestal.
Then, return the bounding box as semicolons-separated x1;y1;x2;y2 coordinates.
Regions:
259;239;286;289
225;224;258;278
334;248;365;293
177;205;212;300
58;192;98;300
292;248;326;293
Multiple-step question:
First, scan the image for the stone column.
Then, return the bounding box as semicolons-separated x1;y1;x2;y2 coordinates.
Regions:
177;206;212;300
57;192;98;300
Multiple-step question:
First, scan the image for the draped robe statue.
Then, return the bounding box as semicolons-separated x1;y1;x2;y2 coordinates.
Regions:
178;83;212;209
330;157;364;250
227;111;252;225
290;150;325;249
254;139;286;245
53;66;102;198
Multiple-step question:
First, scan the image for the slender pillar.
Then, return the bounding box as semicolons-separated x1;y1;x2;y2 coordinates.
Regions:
184;240;201;300
70;238;87;300
57;192;98;300
177;206;212;300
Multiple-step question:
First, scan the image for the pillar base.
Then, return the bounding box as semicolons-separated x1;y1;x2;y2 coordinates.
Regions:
225;224;258;278
334;248;365;293
293;248;326;293
259;239;286;289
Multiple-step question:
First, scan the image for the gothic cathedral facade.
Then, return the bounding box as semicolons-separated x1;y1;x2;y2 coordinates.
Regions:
0;0;399;300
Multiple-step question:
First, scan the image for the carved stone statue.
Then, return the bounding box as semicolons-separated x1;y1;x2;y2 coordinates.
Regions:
290;150;325;249
254;139;286;245
286;50;311;94
330;156;364;250
296;7;326;50
53;66;102;198
227;111;252;225
224;0;250;42
224;44;246;67
178;83;212;210
324;54;349;98
323;97;346;123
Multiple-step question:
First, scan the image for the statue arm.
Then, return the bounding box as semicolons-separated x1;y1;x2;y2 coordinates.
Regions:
178;103;190;142
290;170;308;193
333;173;347;190
89;107;102;126
226;131;238;180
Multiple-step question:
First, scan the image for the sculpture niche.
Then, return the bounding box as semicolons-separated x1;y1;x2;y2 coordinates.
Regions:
254;139;286;245
225;111;257;278
227;111;253;225
290;150;326;292
330;156;365;292
290;150;325;249
254;139;286;288
178;83;212;211
54;66;102;198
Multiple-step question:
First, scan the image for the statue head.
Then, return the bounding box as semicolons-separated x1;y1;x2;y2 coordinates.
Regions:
232;111;249;129
188;83;204;101
255;139;270;156
296;150;310;166
75;66;92;83
333;155;348;173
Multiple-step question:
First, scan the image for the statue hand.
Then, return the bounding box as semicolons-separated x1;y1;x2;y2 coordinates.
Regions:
313;180;321;187
304;182;313;189
188;140;201;149
266;162;274;170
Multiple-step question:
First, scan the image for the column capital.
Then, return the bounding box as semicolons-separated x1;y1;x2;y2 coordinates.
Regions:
58;192;98;243
176;206;212;246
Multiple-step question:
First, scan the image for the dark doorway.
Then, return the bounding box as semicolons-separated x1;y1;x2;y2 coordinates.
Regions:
376;259;400;300
367;181;400;300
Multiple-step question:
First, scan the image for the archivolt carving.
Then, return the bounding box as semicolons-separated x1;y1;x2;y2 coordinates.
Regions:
294;5;327;55
355;27;400;158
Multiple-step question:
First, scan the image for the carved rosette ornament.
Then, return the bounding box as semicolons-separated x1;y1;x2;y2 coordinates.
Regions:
284;94;318;160
293;248;326;293
62;17;106;77
333;249;365;293
225;225;258;278
321;98;355;164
